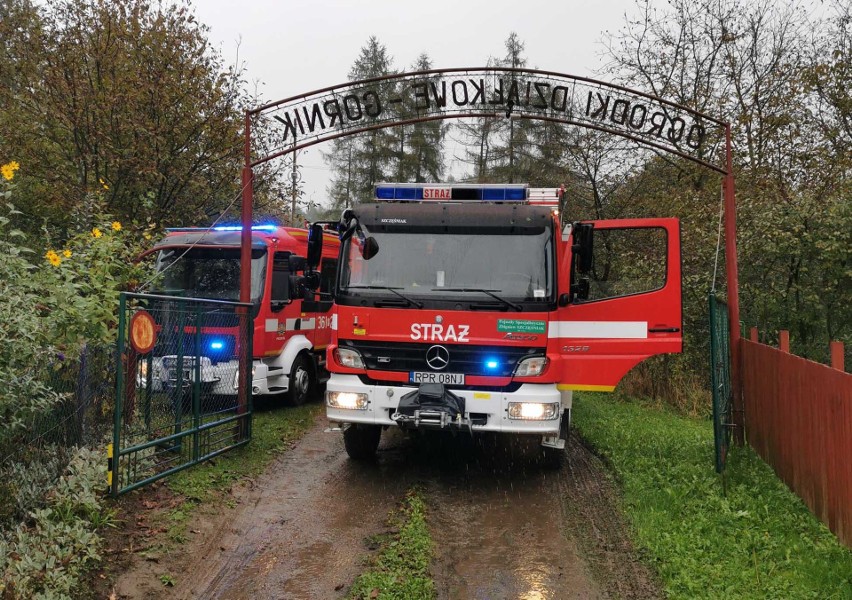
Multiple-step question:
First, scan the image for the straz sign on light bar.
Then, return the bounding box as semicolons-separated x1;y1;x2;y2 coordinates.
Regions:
422;187;451;200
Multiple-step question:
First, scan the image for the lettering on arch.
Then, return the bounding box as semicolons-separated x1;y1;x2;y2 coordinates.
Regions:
250;68;727;173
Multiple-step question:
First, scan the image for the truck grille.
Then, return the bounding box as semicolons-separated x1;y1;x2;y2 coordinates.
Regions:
341;340;540;378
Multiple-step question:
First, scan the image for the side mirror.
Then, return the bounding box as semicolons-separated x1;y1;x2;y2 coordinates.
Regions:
361;236;379;260
302;271;320;292
306;224;323;270
339;209;357;242
288;255;306;272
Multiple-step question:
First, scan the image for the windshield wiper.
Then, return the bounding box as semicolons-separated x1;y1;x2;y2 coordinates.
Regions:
346;285;424;309
432;288;523;311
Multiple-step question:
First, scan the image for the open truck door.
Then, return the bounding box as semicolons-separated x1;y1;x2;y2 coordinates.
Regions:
552;218;682;392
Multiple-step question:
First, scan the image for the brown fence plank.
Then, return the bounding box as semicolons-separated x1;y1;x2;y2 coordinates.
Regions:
742;339;852;547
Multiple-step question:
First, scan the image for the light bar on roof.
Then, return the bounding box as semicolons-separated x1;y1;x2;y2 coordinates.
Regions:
375;183;529;202
211;224;278;232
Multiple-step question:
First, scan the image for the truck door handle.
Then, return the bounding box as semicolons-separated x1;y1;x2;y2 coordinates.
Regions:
648;327;680;333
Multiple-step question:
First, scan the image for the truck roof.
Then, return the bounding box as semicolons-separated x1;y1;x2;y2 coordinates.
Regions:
153;225;339;251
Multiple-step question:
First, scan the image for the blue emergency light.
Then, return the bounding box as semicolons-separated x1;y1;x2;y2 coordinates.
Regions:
484;357;501;371
375;183;529;202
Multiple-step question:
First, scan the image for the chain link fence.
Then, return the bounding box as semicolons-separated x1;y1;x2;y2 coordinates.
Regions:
0;343;115;527
111;293;253;495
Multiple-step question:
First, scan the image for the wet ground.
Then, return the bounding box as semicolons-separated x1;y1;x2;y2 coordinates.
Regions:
112;412;660;599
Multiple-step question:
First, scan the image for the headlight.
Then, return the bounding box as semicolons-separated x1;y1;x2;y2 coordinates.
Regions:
514;356;548;377
507;402;560;420
334;347;365;369
326;391;369;410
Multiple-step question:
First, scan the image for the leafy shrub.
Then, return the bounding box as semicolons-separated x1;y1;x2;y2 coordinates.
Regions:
0;448;107;600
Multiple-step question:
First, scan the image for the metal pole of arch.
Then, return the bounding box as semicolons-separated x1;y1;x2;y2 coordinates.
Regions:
724;124;743;445
238;112;253;424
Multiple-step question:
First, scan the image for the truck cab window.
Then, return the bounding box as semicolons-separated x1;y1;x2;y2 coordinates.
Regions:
585;228;667;301
320;258;338;297
270;252;291;310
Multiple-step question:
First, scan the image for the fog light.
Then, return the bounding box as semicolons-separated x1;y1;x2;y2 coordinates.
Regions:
507;402;560;420
326;391;369;410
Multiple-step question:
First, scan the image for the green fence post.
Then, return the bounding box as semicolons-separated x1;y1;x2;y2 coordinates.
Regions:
173;305;186;453
112;293;126;497
192;304;202;462
144;352;153;431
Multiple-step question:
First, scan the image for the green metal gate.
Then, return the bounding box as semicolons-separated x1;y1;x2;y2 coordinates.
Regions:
110;293;253;495
709;291;732;474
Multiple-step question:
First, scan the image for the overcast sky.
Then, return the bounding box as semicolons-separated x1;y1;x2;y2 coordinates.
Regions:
192;0;640;207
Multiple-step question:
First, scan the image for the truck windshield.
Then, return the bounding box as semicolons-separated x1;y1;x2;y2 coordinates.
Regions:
339;231;553;303
155;247;267;302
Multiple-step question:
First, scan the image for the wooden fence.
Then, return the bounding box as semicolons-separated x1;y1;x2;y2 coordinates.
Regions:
742;330;851;547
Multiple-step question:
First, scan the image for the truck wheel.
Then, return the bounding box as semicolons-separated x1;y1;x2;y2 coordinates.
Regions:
343;424;381;460
287;353;314;406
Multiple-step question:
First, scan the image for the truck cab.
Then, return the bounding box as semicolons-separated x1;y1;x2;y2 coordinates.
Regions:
145;224;340;404
324;184;682;464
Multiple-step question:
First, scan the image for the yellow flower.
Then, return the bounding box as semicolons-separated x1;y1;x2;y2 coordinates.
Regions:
143;232;152;240
92;227;102;238
45;250;61;266
111;221;122;232
62;249;72;258
1;161;20;181
99;177;109;190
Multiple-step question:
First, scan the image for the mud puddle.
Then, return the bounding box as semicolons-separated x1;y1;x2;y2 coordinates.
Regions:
113;418;660;599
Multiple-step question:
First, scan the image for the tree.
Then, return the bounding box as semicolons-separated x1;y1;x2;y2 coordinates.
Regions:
324;36;398;209
0;0;251;235
398;53;447;183
602;0;850;379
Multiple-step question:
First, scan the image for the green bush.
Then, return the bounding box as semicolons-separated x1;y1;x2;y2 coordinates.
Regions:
0;448;108;600
0;165;148;597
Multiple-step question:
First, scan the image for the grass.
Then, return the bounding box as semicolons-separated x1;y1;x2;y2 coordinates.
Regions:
161;403;322;544
573;392;852;600
348;489;435;600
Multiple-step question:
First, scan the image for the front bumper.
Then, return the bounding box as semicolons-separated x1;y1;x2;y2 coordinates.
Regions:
137;358;286;396
326;374;564;435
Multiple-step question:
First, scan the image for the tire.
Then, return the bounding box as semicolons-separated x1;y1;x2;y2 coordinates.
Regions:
542;410;570;469
287;353;314;406
343;424;381;460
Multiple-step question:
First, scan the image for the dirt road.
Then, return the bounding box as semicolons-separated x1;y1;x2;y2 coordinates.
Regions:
113;412;660;599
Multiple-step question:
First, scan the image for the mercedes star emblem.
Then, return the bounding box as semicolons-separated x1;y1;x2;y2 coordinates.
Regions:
425;345;450;371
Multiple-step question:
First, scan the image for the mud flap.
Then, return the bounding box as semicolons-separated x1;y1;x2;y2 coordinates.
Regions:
392;383;468;429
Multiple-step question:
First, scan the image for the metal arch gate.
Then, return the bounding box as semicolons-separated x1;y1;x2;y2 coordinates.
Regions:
110;293;253;496
237;68;744;464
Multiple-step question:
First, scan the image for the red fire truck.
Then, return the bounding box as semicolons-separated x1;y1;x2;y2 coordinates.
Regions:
318;183;682;465
143;224;340;404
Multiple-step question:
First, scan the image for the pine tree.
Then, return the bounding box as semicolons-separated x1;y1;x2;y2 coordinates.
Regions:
401;53;447;182
324;37;398;209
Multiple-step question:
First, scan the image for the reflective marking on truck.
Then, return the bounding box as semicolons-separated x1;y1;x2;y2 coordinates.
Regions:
265;318;278;333
330;314;338;330
557;383;616;392
548;321;647;339
285;317;316;331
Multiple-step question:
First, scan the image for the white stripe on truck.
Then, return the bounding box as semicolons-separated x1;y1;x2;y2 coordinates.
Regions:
548;321;647;339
